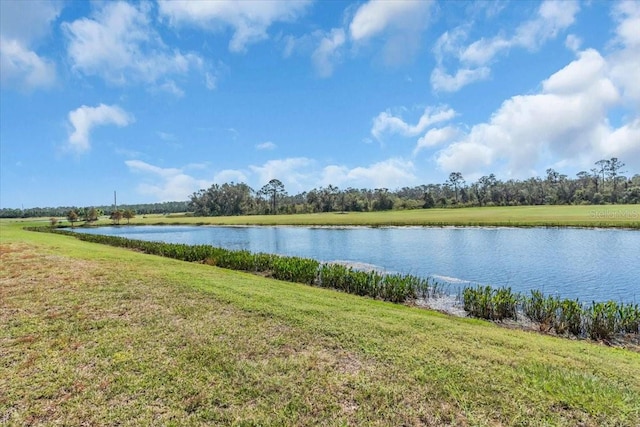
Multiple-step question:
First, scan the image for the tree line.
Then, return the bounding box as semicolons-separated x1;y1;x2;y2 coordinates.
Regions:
2;157;637;219
189;158;638;216
0;201;189;219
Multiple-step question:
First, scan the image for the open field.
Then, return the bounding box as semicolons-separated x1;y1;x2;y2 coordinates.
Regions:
2;220;640;425
59;205;640;228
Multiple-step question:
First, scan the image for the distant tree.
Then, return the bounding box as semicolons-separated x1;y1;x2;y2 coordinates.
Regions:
423;192;435;209
67;210;79;227
84;207;99;223
606;157;626;199
448;172;465;203
123;209;135;224
475;174;497;206
50;217;58;228
372;188;394;211
260;179;286;214
589;168;601;194
110;210;123;225
595;159;608;193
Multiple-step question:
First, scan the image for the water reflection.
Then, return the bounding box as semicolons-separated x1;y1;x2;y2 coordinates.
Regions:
75;225;639;303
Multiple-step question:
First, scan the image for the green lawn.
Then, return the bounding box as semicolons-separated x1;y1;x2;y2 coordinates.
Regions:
1;220;639;425
78;204;640;228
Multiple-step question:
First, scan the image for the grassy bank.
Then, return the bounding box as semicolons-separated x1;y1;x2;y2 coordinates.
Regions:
2;221;640;425
81;205;640;228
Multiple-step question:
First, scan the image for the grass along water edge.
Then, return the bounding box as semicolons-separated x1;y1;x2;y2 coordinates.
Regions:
30;226;640;344
2;220;640;425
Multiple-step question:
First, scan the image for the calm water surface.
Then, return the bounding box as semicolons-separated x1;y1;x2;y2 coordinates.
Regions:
76;225;639;303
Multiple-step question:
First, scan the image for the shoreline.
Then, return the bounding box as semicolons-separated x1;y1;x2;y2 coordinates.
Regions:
414;294;640;352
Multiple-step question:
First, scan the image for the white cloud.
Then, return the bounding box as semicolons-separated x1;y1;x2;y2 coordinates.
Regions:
213;169;249;184
459;36;510;66
158;0;311;53
67;104;134;153
312;28;346;78
256;141;277;150
599;119;640;171
432;0;579;92
372;106;456;140
513;0;579;49
430;66;490;93
565;34;582;52
608;1;640;108
437;139;495;177
0;0;61;90
125;160;210;202
158;80;185;97
249;157;315;192
435;49;628;176
62;2;205;90
413;126;460;156
0;0;62;43
349;0;433;64
350;0;431;41
321;158;417;189
0;38;56;89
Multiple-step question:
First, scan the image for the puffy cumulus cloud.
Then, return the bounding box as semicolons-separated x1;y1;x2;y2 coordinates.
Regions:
437;138;495;177
371;106;456;140
349;0;434;64
350;0;431;41
608;1;640;108
125;160;210;202
413;126;460;156
249;157;316;192
321;158;417;189
158;0;311;53
67;104;134;153
431;0;579;92
599;119;640;171
435;49;631;177
63;2;206;90
0;0;61;90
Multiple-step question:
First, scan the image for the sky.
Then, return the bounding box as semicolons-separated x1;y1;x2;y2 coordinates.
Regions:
1;0;639;209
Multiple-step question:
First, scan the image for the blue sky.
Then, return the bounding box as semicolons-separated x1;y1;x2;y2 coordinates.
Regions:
1;0;638;208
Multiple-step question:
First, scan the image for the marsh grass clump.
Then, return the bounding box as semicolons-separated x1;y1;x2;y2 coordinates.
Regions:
469;285;640;341
585;301;620;341
523;290;556;325
462;286;519;321
618;303;640;334
553;299;583;336
270;256;320;284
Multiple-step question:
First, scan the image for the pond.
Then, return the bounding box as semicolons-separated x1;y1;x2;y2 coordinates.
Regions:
74;225;639;303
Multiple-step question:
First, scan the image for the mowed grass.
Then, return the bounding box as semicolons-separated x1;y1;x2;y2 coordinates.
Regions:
109;205;638;228
1;220;640;426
